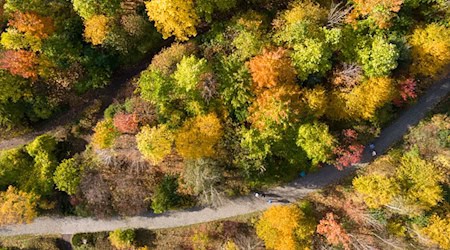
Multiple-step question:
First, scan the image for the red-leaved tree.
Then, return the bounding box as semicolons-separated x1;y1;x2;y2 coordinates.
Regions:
0;50;38;79
113;112;139;134
317;212;351;250
334;129;364;170
393;78;417;107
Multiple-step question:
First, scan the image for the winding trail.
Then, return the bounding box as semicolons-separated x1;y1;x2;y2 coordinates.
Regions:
0;74;449;236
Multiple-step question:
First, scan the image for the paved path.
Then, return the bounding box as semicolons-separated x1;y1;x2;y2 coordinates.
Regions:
0;74;448;236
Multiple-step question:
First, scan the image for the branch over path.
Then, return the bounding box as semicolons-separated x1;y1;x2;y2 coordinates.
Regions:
0;74;449;236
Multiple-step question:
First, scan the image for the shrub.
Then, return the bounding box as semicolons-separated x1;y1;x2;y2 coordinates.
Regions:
151;176;181;213
136;125;174;164
109;229;135;249
92;119;120;149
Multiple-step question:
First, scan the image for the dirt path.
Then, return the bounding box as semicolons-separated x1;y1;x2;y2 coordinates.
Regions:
0;74;448;236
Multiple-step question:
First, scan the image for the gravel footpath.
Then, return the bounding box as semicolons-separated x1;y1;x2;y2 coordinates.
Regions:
0;74;448;236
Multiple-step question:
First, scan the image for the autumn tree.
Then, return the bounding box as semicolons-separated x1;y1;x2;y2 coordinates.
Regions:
8;11;54;39
0;50;38;79
410;24;450;77
256;204;316;250
0;186;38;225
334;129;365;169
83;15;110;45
393;78;417;107
248;48;296;92
353;174;399;208
92;119;120;149
347;0;403;29
145;0;200;41
328;77;395;120
149;42;196;76
248;84;302;132
421;214;450;249
301;86;328;118
316;212;351;250
175;113;223;159
113;112;138;134
136;125;174;164
297;122;336;166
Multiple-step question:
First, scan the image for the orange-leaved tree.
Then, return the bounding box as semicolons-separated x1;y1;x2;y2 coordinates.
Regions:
8;11;55;39
317;212;351;250
248;47;297;92
347;0;403;29
0;50;39;79
0;186;38;225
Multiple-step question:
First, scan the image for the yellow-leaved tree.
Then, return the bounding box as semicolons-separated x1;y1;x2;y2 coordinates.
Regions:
0;186;38;225
327;77;395;120
421;214;450;249
410;24;450;77
145;0;199;41
84;15;110;45
256;204;316;250
175;113;223;159
136;125;174;164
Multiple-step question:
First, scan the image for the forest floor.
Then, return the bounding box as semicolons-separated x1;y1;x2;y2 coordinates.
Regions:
0;73;448;236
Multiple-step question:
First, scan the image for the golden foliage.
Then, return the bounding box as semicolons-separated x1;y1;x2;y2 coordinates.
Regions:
8;11;54;39
347;0;403;29
84;15;110;45
283;0;328;26
302;86;328;118
248;84;301;132
92;119;120;149
248;48;297;92
145;0;200;41
175;113;223;159
421;214;450;249
327;77;395;120
410;24;450;77
256;204;315;250
353;174;399;208
0;186;38;225
136;125;174;164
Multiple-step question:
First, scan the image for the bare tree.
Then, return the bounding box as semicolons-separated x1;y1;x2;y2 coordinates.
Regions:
198;72;218;103
332;63;362;92
327;2;353;28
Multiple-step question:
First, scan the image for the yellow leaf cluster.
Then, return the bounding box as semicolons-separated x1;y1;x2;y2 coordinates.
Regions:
302;85;328;118
175;113;223;159
283;0;327;26
256;204;314;250
145;0;199;41
136;125;174;164
0;186;38;225
328;77;395;120
353;174;399;208
84;15;110;45
410;24;450;77
421;214;450;249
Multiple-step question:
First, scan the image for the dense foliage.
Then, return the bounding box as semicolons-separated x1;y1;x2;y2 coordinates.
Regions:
0;0;448;233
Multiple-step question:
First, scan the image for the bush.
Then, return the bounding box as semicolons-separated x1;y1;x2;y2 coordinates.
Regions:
53;155;83;195
109;229;135;249
92;119;120;149
151;176;182;213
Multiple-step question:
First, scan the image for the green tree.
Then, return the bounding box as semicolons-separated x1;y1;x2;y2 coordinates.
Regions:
291;39;332;81
357;36;399;77
72;0;121;19
0;147;33;189
151;175;182;213
53;156;83;195
297;122;336;166
195;0;236;22
25;134;58;196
